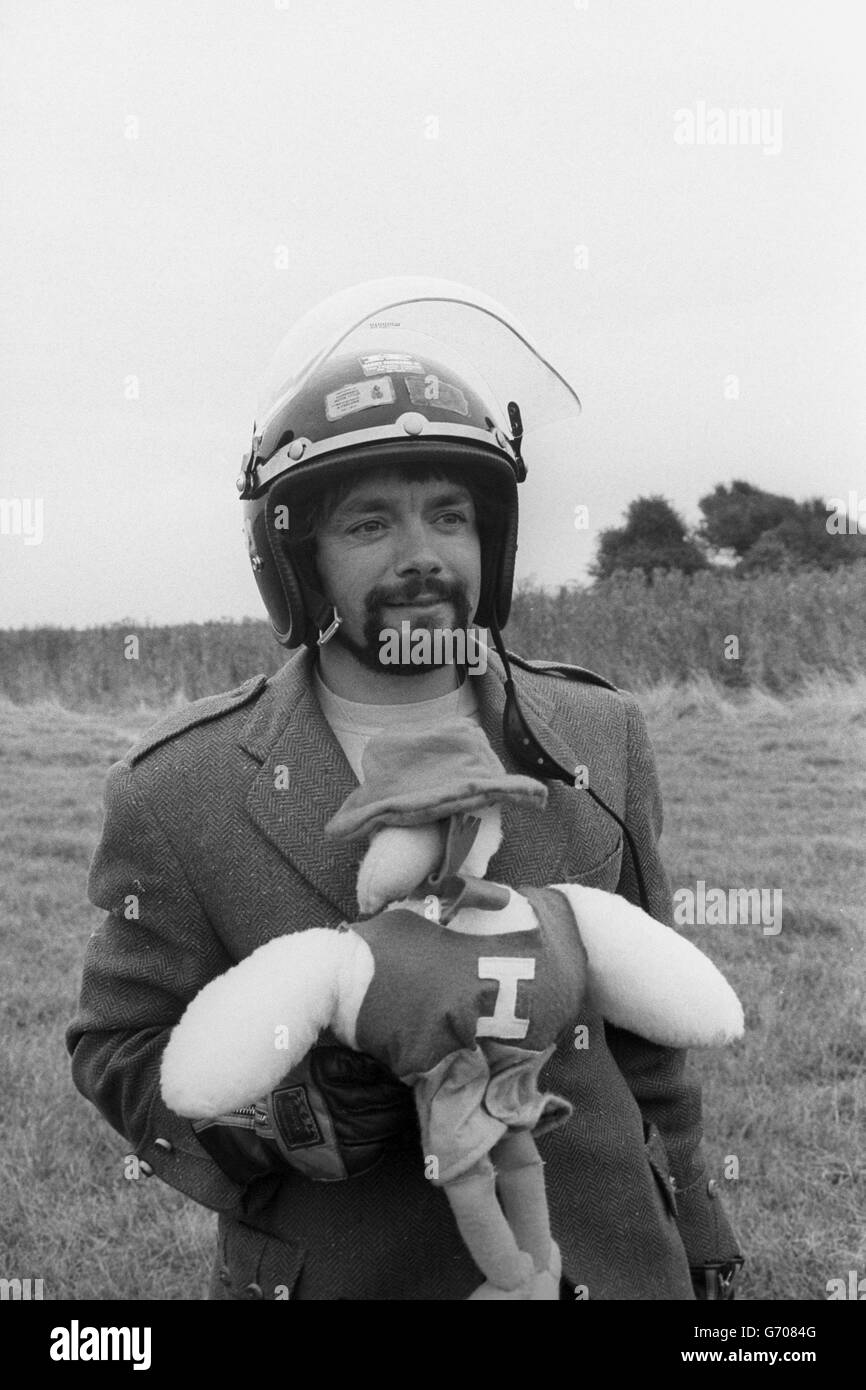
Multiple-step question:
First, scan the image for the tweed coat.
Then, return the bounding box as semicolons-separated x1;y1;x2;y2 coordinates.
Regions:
67;644;742;1301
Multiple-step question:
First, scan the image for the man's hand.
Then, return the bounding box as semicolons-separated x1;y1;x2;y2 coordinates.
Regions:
193;1045;419;1185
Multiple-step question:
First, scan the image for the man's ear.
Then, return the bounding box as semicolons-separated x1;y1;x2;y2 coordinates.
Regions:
357;823;445;914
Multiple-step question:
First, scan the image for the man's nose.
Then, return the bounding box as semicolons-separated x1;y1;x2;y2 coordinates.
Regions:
392;519;444;575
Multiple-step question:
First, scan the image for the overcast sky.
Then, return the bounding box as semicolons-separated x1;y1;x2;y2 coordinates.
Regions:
2;0;864;627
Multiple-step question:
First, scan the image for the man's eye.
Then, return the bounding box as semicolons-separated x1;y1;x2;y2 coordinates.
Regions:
349;519;385;536
437;511;468;526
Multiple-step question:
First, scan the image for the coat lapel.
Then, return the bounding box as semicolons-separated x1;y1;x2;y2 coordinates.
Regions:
241;648;363;919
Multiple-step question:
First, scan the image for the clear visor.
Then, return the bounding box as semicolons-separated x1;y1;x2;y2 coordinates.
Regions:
256;276;581;445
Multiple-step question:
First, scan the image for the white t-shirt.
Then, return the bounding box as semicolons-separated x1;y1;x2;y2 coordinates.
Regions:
314;669;480;782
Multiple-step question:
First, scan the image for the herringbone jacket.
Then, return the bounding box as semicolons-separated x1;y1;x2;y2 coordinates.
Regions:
67;645;742;1300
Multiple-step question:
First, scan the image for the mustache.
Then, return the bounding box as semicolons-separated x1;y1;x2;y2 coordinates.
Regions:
366;576;464;609
343;575;475;677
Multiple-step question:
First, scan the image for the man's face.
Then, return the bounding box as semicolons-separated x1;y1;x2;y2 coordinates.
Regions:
314;469;482;677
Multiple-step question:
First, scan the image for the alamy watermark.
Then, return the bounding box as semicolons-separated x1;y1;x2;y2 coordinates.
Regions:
826;1270;866;1299
0;497;43;545
673;880;782;936
49;1322;151;1370
1;1277;44;1299
826;492;866;534
674;103;783;156
379;621;488;675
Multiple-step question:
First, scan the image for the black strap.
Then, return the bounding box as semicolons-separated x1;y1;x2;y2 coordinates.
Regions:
505;649;618;692
490;624;651;914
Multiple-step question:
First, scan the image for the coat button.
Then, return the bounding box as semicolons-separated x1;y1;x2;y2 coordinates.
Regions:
243;1282;263;1300
707;1178;719;1197
219;1267;231;1286
138;1160;154;1176
154;1138;173;1152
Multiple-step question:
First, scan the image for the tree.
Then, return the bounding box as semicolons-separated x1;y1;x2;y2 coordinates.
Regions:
590;496;709;582
700;482;866;573
697;481;799;559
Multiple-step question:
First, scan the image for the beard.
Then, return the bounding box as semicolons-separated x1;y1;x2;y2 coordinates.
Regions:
333;574;474;677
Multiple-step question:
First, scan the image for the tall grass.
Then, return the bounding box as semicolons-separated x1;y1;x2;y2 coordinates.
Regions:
0;618;275;708
2;564;865;708
509;564;866;690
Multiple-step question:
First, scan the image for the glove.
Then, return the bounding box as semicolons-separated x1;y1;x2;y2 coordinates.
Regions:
691;1258;744;1300
192;1044;419;1185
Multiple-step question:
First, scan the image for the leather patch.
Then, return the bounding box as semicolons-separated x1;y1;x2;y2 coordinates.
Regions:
272;1085;323;1149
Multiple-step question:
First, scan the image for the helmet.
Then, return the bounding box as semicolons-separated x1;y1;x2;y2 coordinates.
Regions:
238;277;581;648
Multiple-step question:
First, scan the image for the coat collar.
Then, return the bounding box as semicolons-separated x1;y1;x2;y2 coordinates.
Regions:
240;645;591;920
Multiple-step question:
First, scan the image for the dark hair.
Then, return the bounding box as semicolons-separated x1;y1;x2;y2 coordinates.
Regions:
289;460;505;545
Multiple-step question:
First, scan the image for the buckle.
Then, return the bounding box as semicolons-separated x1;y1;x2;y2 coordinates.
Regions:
692;1258;744;1301
316;612;343;646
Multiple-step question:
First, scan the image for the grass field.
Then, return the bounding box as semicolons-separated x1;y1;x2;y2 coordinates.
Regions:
1;674;864;1301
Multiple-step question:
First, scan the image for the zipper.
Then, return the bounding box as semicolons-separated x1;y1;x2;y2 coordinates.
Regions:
192;1103;270;1133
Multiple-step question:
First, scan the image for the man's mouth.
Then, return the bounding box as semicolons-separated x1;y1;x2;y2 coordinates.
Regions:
385;597;444;608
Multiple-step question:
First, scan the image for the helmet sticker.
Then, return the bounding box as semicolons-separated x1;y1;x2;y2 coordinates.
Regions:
325;376;396;421
359;353;424;376
405;374;469;417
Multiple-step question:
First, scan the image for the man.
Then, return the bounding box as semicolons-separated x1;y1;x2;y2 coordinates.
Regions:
68;279;743;1300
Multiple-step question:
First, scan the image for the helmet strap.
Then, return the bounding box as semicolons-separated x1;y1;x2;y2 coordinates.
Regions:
294;566;341;647
488;620;650;913
316;609;343;646
278;530;342;646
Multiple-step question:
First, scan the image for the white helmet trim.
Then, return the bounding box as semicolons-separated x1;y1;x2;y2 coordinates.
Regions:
253;421;514;492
